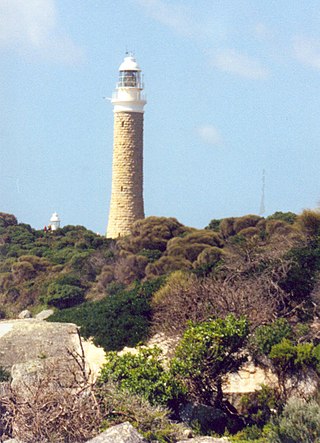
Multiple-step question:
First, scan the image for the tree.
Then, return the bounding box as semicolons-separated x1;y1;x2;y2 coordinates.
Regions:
170;315;249;407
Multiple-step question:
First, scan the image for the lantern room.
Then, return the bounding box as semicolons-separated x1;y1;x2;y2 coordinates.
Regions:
117;54;143;89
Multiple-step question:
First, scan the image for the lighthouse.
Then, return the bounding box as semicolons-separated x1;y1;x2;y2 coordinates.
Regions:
106;54;147;238
49;212;60;231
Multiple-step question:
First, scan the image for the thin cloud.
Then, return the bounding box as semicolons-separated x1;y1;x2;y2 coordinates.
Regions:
0;0;84;64
197;125;224;147
212;49;269;79
293;36;320;70
134;0;215;40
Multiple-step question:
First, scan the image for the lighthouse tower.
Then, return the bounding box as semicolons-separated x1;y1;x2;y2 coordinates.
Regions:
106;54;147;238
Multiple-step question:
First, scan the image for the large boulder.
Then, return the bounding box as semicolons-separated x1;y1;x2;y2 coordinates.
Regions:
0;319;80;370
0;319;105;385
17;310;32;319
86;422;146;442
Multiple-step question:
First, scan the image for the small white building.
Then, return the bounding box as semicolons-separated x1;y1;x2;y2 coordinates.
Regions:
49;212;61;231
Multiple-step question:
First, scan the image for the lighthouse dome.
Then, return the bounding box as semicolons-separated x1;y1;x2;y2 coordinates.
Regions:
50;212;60;222
119;55;141;72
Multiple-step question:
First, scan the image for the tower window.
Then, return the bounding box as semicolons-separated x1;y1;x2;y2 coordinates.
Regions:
121;186;123;192
122;121;124;127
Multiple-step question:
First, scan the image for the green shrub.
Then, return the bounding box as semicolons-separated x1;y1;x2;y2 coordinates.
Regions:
231;424;268;442
50;278;164;351
137;248;162;263
312;344;320;373
269;339;297;373
280;245;320;302
45;283;85;309
240;385;279;428
294;342;314;367
205;218;221;232
170;315;249;406
53;274;82;287
251;319;292;356
267;211;297;225
99;347;185;407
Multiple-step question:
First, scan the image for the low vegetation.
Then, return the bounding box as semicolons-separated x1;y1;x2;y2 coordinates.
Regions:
1;209;320;441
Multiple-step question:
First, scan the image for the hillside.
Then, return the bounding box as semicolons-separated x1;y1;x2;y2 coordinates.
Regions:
1;210;320;441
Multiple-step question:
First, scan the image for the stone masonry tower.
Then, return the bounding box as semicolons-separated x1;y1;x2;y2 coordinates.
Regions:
106;54;147;238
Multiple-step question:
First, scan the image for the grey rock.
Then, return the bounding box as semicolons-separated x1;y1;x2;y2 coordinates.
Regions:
0;320;80;370
17;310;32;319
35;309;54;320
86;422;146;443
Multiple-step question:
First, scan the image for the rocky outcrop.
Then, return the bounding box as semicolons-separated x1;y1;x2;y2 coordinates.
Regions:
0;319;80;369
86;422;146;443
0;319;105;384
85;423;231;443
17;310;31;319
223;359;277;394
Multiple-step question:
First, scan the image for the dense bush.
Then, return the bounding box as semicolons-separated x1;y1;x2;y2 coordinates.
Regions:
269;339;297;374
251;319;292;356
49;278;164;351
171;315;249;406
205;218;221;232
118;216;190;254
46;284;85;309
0;216;114;314
240;385;279;428
99;347;185;407
281;244;320;303
267;211;297;225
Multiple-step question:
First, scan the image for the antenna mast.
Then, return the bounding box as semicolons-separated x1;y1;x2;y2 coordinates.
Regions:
259;169;266;216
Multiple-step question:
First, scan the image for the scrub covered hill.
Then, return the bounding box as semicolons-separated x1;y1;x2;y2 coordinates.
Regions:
2;210;320;441
1;209;320;350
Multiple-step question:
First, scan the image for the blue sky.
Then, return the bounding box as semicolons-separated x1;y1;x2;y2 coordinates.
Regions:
1;0;320;233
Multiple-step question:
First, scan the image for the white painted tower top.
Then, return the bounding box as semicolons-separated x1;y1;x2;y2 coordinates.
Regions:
49;212;61;230
111;53;146;113
118;55;141;71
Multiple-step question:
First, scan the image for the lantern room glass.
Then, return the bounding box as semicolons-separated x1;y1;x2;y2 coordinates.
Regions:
118;71;142;88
